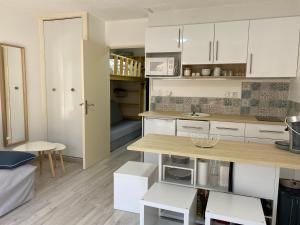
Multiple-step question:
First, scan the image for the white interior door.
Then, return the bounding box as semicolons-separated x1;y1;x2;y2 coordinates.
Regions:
82;40;110;169
182;23;215;65
214;20;249;64
44;18;83;158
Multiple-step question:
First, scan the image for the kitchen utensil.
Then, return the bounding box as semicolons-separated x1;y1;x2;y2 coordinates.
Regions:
196;72;200;76
166;168;191;180
275;140;289;151
280;179;300;189
183;67;192;76
221;70;228;76
213;67;221;76
191;134;220;148
219;164;230;187
171;155;190;164
209;160;220;186
197;160;208;186
285;116;300;153
201;69;211;76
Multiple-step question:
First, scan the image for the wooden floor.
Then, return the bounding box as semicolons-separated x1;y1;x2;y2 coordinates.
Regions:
0;147;141;225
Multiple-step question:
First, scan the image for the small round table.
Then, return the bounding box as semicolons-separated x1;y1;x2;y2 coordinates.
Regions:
14;141;58;177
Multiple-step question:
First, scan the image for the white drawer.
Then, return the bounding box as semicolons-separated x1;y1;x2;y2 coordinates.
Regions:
210;121;245;137
233;163;277;200
245;124;288;140
177;120;209;134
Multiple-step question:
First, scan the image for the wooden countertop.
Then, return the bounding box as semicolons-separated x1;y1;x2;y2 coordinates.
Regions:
139;111;285;125
128;134;300;170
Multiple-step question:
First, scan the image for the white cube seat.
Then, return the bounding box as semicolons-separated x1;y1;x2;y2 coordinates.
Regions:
114;161;157;213
140;182;197;225
205;191;266;225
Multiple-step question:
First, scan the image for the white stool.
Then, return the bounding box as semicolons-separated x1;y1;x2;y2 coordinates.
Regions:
205;191;266;225
140;182;197;225
114;161;157;213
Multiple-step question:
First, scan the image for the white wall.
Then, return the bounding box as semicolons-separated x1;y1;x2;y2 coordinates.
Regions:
148;1;300;26
0;6;45;144
105;18;148;48
151;79;242;98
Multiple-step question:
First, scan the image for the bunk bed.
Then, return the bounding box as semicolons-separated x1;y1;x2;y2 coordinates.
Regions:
110;54;145;151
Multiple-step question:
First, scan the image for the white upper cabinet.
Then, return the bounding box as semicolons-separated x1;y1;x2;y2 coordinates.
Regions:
247;17;300;78
145;26;183;53
182;23;214;64
214;21;249;64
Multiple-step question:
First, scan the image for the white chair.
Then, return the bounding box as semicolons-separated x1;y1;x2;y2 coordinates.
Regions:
205;191;266;225
140;182;197;225
114;161;157;213
52;143;66;174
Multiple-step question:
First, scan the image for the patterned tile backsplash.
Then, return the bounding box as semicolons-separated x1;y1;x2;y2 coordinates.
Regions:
288;101;300;116
151;82;291;118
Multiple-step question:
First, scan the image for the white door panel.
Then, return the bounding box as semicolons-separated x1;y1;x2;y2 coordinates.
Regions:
182;23;214;64
143;118;176;164
82;40;110;169
44;20;65;145
44;18;83;158
145;26;183;53
214;20;249;64
247;17;300;78
233;163;276;200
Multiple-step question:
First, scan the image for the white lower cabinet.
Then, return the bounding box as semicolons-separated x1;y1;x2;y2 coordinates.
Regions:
177;120;209;137
143;118;176;164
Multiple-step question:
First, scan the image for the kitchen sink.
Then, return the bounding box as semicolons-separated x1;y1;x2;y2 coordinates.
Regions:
182;112;210;117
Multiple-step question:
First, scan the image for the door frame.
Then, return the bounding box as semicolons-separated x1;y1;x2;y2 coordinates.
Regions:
39;12;88;145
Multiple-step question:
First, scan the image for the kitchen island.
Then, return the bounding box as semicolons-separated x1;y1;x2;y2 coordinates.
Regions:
127;134;300;225
127;134;300;170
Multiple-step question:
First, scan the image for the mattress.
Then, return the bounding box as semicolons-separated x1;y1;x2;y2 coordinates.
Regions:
0;164;36;216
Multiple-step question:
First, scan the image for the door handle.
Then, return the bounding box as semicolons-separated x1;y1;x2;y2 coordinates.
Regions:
80;100;95;115
215;40;219;61
178;28;181;48
249;53;253;74
209;41;212;61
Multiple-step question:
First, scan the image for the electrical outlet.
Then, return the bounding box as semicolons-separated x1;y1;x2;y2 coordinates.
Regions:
232;92;239;98
225;91;231;98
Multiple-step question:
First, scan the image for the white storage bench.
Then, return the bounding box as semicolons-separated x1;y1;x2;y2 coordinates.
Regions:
114;161;157;213
140;182;197;225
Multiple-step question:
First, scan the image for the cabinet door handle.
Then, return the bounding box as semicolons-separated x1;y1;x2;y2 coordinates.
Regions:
178;28;181;48
14;86;19;90
259;129;285;134
215;40;219;61
249;53;253;74
209;41;212;61
216;127;239;131
182;126;203;130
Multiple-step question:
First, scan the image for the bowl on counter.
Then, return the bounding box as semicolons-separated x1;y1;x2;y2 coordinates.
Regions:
201;69;211;76
191;134;220;148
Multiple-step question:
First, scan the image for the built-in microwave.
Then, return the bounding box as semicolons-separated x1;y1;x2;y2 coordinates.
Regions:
145;57;178;77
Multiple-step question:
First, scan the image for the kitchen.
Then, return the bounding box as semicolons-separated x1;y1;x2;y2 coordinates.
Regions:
114;15;300;225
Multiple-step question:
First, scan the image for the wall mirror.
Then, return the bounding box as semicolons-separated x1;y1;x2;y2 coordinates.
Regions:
0;43;28;147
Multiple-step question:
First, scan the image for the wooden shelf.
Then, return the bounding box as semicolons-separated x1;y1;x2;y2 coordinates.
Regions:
110;75;144;82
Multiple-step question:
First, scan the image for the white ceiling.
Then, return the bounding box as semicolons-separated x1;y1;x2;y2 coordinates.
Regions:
0;0;277;20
